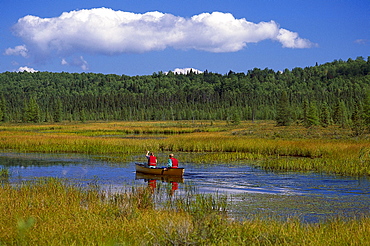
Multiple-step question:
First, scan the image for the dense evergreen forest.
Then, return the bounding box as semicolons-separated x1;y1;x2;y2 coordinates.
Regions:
0;56;370;129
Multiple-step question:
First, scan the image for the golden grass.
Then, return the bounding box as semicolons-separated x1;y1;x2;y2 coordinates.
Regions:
0;120;370;176
0;179;369;245
1;121;369;245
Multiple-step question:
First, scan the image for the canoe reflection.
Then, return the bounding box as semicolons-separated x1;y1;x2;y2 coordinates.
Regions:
135;172;184;183
135;172;184;194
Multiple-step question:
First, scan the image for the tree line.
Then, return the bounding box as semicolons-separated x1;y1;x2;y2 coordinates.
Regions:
0;56;369;131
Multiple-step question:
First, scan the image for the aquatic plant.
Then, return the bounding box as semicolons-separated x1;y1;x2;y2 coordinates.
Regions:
0;167;9;179
0;121;369;176
0;179;369;245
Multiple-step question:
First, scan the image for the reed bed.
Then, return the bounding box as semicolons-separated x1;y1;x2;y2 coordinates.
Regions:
0;121;370;176
0;179;369;245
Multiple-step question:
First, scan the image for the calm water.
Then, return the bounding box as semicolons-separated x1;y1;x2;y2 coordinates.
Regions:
1;152;369;222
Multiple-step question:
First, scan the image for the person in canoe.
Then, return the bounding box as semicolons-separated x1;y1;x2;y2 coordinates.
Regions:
145;151;157;168
166;154;178;169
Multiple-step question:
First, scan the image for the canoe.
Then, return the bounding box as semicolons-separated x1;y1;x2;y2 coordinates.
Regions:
135;172;184;183
135;163;184;176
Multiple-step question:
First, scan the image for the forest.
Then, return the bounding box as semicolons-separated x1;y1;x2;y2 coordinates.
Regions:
0;56;369;129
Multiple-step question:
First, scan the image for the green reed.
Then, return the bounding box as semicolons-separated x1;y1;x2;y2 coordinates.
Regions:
0;121;370;176
261;156;370;176
0;179;369;245
0;168;9;178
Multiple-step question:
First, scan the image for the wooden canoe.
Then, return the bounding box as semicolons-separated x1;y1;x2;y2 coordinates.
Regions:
135;163;184;176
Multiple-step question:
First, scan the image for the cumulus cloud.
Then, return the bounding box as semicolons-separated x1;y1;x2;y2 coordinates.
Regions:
4;45;28;57
10;8;316;58
171;68;203;74
17;66;38;72
277;29;318;48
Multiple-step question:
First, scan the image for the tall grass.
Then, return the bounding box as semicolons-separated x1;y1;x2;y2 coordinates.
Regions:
0;179;369;245
0;167;9;178
0;121;370;176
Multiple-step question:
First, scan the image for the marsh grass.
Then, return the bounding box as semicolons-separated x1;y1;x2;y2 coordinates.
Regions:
0;179;369;245
0;121;370;176
0;167;9;178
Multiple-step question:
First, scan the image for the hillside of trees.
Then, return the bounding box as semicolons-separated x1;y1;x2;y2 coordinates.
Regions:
0;56;369;130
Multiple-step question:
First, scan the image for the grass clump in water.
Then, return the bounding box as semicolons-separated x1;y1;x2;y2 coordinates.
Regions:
0;179;369;245
1;120;370;176
0;167;10;179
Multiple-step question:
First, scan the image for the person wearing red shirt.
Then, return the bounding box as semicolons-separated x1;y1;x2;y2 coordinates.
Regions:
145;151;157;168
167;154;178;168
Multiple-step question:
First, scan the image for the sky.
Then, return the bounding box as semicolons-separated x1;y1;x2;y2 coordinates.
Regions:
1;0;369;76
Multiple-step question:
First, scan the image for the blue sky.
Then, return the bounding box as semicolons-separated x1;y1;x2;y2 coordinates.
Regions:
1;0;369;75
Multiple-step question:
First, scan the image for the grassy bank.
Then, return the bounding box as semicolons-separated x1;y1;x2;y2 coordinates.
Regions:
0;120;369;176
0;179;369;245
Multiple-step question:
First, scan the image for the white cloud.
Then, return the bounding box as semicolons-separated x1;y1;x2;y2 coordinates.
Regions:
276;29;318;48
61;58;68;65
4;45;28;57
77;56;89;71
61;56;89;70
170;68;203;74
11;8;316;58
354;39;368;45
17;66;38;73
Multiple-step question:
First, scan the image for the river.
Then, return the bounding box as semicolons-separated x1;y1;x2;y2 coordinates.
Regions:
1;152;369;223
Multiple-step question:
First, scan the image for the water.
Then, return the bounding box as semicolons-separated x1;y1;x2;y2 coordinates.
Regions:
1;152;369;222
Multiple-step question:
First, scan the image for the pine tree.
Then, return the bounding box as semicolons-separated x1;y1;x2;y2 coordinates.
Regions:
333;100;347;128
230;108;241;125
362;91;370;132
23;97;40;123
276;91;292;126
320;103;331;128
53;98;63;122
302;99;309;126
80;108;86;123
351;101;364;136
305;102;319;127
0;94;5;122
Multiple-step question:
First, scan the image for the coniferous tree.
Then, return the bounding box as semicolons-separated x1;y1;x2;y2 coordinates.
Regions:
80;108;86;123
0;94;5;122
53;98;63;122
302;99;309;126
305;102;319;127
320;103;331;128
362;91;370;132
351;101;364;136
333;100;347;128
0;57;369;122
23;97;40;123
276;91;292;126
230;108;241;125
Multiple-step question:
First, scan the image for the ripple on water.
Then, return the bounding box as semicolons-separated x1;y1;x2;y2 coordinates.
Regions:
1;152;369;222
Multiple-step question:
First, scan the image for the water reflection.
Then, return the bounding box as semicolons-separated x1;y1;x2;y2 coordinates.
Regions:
135;172;184;183
135;172;182;195
1;152;370;222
